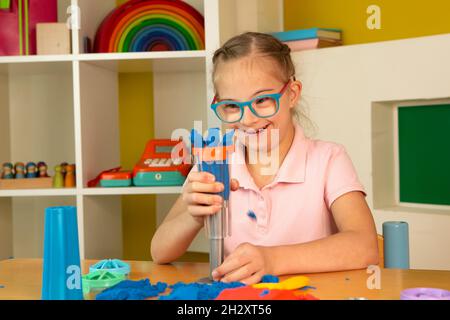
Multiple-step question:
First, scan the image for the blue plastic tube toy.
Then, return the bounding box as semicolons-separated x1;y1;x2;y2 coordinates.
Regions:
42;206;83;300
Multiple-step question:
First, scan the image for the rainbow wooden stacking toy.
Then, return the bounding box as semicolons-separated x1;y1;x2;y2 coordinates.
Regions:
94;0;205;53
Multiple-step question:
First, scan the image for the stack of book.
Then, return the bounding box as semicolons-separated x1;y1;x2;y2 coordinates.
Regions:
271;28;342;52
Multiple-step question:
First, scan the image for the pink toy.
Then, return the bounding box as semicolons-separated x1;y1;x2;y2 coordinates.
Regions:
0;0;57;56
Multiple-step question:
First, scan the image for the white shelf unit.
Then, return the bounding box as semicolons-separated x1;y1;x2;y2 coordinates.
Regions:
0;0;219;260
0;0;283;261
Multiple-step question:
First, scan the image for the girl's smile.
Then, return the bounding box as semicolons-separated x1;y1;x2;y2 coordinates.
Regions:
240;123;270;136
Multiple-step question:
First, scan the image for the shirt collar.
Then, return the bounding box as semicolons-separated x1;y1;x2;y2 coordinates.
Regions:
230;123;309;191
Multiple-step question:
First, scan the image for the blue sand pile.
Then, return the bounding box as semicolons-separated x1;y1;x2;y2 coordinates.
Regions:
94;274;280;300
96;279;167;300
159;281;246;300
261;274;279;283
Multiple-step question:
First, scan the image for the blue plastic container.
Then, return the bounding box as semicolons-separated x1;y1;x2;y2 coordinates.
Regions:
41;206;83;300
383;221;410;269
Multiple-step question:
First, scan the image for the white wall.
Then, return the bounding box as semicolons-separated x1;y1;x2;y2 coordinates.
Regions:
293;34;450;270
219;0;283;45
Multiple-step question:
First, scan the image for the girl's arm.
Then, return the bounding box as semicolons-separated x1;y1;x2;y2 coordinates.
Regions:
270;191;379;275
151;172;237;264
213;191;379;283
150;195;204;264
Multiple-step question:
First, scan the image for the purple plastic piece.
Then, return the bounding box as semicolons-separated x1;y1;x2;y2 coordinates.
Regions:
401;288;450;300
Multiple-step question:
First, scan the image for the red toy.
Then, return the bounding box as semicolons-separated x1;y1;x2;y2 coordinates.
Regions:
100;170;133;187
215;286;319;300
132;139;191;187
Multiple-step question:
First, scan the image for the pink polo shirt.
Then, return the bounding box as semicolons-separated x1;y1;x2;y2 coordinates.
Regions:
224;124;366;256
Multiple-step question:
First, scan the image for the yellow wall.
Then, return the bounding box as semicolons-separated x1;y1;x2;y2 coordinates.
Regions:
284;0;450;45
117;0;157;261
118;73;155;260
116;0;208;262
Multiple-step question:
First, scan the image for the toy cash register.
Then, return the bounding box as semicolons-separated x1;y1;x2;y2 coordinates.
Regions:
132;139;191;186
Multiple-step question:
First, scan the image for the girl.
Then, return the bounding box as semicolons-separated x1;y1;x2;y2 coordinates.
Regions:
151;32;379;284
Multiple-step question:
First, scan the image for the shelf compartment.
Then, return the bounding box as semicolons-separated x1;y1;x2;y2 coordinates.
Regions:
78;58;206;188
82;195;122;259
0;61;76;192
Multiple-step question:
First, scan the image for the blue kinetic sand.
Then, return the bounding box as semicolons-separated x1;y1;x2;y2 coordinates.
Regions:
261;275;279;283
159;281;245;300
96;279;167;300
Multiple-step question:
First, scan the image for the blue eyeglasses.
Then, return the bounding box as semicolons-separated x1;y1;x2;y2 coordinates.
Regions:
210;79;292;124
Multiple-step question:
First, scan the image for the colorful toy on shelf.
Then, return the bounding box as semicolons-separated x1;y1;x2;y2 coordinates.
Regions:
64;164;76;188
0;160;70;190
36;22;71;55
88;166;126;188
0;0;11;10
60;162;68;177
14;162;25;179
37;161;49;177
100;170;133;188
1;162;14;179
0;0;58;56
53;165;64;188
25;162;37;178
93;0;205;53
132;139;191;187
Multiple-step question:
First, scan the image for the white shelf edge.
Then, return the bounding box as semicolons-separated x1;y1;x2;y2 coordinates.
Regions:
0;50;207;65
0;188;77;197
77;50;207;61
0;55;74;64
82;186;183;196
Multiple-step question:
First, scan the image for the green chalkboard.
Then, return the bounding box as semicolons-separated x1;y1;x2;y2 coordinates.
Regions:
398;104;450;206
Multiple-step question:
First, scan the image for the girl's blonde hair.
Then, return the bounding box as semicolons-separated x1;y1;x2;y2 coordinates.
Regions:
212;32;315;135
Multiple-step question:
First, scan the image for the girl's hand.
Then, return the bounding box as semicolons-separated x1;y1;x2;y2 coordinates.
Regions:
182;171;239;226
211;243;273;285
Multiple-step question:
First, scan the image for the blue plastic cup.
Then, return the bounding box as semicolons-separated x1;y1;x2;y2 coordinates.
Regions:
383;221;410;269
42;206;83;300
